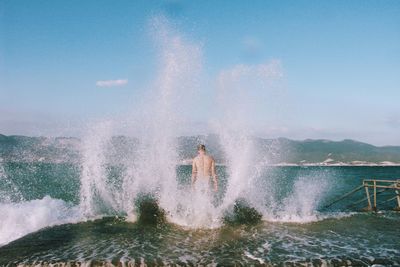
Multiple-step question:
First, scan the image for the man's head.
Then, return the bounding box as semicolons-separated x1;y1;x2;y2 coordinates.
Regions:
197;144;206;154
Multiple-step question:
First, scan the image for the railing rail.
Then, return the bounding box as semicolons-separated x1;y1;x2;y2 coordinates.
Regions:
323;179;400;211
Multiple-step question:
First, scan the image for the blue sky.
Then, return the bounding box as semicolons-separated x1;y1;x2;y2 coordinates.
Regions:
1;0;399;145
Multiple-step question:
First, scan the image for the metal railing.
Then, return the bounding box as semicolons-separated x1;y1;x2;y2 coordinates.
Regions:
324;179;400;211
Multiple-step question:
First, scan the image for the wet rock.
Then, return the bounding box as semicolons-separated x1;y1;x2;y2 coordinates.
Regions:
359;256;374;265
349;259;369;266
320;259;329;267
135;195;166;225
223;198;262;226
311;258;323;267
372;258;394;265
330;258;342;266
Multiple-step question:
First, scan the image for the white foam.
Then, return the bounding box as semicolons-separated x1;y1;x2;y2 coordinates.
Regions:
244;251;265;264
274;176;330;223
264;211;354;224
0;196;82;246
166;187;222;229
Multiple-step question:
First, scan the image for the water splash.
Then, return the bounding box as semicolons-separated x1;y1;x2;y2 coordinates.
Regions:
213;61;282;215
272;175;331;222
0;196;80;246
77;16;216;226
75;16;328;227
79;120;117;217
123;17;204;224
0;159;81;246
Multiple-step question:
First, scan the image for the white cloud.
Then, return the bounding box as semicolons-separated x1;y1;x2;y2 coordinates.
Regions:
96;79;128;87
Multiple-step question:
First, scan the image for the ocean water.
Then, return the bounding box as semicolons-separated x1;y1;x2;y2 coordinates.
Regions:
0;164;399;266
2;16;400;266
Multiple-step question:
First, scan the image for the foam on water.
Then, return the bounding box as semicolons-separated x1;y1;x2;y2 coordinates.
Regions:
0;196;81;246
267;175;332;223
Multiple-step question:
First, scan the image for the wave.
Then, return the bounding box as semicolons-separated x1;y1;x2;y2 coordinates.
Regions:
0;196;82;246
0;194;350;247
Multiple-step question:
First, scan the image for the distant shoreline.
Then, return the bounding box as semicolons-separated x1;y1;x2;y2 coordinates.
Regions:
180;160;400;167
2;134;400;166
2;159;400;167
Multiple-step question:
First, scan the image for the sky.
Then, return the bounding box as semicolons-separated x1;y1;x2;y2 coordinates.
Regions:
1;0;399;145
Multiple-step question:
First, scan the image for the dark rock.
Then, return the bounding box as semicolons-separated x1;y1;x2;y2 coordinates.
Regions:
135;195;166;225
372;258;393;265
223;198;263;226
349;259;369;266
311;258;323;267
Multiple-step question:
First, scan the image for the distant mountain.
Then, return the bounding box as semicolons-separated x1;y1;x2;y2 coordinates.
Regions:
262;138;400;165
0;134;81;163
179;136;400;165
1;134;400;165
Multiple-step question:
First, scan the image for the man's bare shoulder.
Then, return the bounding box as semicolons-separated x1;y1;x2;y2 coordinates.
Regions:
205;155;215;162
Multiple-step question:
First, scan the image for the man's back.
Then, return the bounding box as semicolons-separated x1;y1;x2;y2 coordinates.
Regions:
193;154;214;178
192;144;218;192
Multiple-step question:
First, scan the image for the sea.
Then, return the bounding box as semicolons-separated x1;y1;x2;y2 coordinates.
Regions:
1;15;400;267
0;163;399;266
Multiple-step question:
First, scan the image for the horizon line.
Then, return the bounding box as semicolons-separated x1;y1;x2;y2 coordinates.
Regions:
1;133;399;148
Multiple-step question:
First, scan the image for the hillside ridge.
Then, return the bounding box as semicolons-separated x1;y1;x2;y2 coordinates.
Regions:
1;134;399;165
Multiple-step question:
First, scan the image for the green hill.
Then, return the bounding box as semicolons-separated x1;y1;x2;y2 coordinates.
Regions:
1;134;400;164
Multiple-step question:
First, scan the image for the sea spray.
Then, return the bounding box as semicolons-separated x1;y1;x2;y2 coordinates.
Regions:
0;196;81;246
75;16;329;227
211;61;331;223
283;175;330;216
265;173;332;223
76;16;211;225
124;17;203;225
214;62;282;216
79;120;118;217
0;161;82;246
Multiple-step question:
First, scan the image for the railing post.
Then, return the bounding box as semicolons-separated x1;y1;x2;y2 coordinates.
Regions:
373;180;377;211
364;181;372;211
327;179;400;212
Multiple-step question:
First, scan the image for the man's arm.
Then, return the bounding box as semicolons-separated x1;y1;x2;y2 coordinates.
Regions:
211;158;218;192
191;159;197;189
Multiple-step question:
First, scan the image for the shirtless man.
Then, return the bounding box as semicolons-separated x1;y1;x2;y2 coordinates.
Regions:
191;144;218;192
